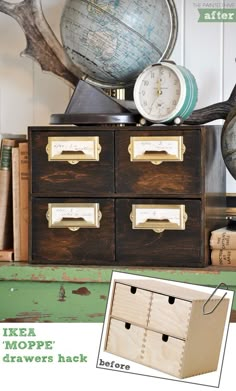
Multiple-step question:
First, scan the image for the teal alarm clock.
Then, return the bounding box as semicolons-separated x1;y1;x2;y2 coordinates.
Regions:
133;61;198;124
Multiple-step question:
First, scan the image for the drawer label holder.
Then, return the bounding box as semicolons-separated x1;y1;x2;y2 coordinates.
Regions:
128;136;186;165
46;136;102;164
46;203;102;231
130;204;188;233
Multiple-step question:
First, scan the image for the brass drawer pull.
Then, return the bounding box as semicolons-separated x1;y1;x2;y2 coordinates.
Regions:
46;203;102;231
128;136;186;165
46;136;101;164
130;204;188;233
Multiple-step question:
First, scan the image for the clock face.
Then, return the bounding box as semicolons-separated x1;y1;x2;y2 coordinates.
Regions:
138;65;181;121
134;62;198;124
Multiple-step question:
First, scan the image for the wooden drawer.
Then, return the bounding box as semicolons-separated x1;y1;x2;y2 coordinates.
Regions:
104;277;230;378
148;293;192;339
105;318;185;378
111;283;152;326
30;198;115;264
29;129;114;195
144;330;185;378
115;130;201;195
116;199;203;267
106;318;146;363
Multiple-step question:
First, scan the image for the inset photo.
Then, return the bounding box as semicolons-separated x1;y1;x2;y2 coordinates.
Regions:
97;271;234;387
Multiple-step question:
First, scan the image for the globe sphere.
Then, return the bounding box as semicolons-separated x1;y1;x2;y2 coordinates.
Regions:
60;0;178;88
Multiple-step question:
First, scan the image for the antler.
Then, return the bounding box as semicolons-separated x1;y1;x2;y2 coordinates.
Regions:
185;84;236;124
0;0;82;87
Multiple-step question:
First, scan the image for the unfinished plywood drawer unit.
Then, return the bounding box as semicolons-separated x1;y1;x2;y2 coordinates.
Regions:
105;279;229;379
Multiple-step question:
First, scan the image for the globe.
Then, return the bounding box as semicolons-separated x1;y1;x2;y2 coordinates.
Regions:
60;0;178;88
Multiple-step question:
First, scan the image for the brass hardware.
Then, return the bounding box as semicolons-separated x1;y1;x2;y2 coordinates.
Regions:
46;203;102;231
46;136;101;164
128;136;186;165
130;204;188;233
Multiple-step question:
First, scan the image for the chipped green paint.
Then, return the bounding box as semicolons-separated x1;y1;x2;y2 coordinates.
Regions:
0;265;236;322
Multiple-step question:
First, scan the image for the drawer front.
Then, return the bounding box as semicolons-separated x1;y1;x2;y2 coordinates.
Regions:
116;130;201;195
105;318;145;362
144;330;185;378
111;283;152;326
116;199;203;267
30;198;115;264
30;130;114;195
149;294;192;339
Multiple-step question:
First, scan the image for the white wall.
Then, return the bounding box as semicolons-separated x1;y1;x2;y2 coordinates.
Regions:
0;0;235;192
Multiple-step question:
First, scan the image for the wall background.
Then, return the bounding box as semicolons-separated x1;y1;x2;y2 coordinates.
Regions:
0;0;235;192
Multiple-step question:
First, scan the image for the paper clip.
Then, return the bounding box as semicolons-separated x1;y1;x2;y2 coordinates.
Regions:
203;282;228;316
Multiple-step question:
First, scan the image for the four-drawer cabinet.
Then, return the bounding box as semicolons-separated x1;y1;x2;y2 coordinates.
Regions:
104;279;229;379
28;125;226;266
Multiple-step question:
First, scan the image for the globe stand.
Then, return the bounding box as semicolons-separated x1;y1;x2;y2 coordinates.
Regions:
50;80;141;125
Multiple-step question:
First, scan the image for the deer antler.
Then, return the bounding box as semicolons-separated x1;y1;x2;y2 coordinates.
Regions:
185;84;236;125
0;0;82;87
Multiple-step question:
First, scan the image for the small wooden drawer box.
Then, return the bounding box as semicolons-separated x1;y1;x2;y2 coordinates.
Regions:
28;125;225;266
116;130;202;195
30;198;115;264
105;279;229;378
116;198;202;267
30;129;114;195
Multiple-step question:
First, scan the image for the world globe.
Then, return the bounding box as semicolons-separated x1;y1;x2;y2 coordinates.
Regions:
60;0;178;88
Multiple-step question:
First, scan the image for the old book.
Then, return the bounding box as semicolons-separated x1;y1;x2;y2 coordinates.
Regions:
211;249;236;266
210;227;236;250
12;147;21;261
0;138;16;250
0;249;14;262
19;142;29;261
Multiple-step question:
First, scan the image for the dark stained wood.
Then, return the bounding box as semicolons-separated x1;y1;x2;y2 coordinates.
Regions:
116;198;203;267
28;125;226;266
29;129;114;195
30;198;115;265
230;309;236;323
116;129;201;195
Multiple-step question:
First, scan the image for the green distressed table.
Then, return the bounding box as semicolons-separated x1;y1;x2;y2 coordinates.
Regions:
0;264;235;323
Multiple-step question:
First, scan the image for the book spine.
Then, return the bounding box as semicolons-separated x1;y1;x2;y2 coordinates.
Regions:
19;142;29;261
211;249;236;266
12;147;21;261
0;139;16;170
0;249;13;262
0;139;16;249
210;230;236;250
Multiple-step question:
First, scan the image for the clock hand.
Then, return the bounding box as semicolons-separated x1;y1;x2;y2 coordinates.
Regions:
156;79;162;96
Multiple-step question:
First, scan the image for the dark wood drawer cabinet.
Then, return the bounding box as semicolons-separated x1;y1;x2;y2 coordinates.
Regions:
28;125;226;267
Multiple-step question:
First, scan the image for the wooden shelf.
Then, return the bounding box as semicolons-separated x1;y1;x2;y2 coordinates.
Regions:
0;263;235;323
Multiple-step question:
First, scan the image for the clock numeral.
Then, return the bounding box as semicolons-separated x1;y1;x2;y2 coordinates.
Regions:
151;72;155;78
143;100;148;106
141;90;146;96
172;100;177;105
143;80;149;86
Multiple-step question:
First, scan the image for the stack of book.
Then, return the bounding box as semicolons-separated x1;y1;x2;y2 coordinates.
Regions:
210;226;236;266
0;135;28;262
